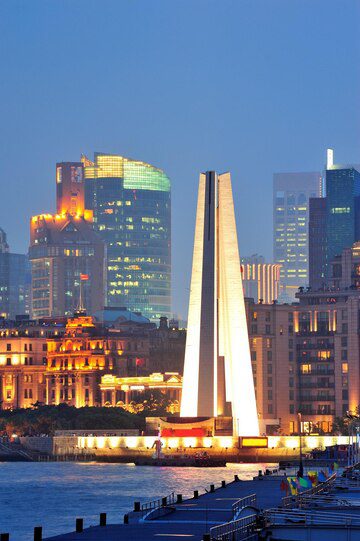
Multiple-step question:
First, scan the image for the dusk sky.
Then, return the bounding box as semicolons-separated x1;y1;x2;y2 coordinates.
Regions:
0;0;359;319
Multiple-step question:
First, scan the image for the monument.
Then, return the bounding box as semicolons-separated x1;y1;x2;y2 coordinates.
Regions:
180;171;259;436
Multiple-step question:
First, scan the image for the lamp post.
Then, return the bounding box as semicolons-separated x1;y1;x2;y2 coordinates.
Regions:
298;412;304;478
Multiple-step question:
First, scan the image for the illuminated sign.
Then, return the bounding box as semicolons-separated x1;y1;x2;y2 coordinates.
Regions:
240;437;268;448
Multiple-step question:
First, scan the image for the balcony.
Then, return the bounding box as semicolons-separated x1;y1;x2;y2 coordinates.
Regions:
299;382;335;389
299;395;335;402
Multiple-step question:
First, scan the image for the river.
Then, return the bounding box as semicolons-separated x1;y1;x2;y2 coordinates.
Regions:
0;461;274;540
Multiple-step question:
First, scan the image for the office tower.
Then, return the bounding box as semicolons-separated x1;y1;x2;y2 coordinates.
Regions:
325;153;360;275
0;228;29;319
241;254;281;304
29;162;105;318
273;172;321;301
83;153;171;322
180;171;259;436
308;197;327;290
308;150;360;288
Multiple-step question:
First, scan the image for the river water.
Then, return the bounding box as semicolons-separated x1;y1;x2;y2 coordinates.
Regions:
0;462;274;540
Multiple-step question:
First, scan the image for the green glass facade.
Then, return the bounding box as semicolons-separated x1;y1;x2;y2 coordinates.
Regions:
84;153;171;321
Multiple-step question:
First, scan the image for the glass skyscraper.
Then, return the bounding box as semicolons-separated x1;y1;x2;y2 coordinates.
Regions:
83;153;171;321
273;172;322;301
326;165;360;273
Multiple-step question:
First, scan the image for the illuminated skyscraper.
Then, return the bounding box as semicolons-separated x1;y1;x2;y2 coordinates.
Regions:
83;153;171;322
0;228;29;319
273;172;321;301
180;171;259;436
29;162;105;318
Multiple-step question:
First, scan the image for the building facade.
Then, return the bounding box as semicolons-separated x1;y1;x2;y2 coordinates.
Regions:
0;228;30;319
273;172;321;301
0;319;65;409
83;153;171;322
45;313;150;407
241;254;281;304
29;162;105;318
308;197;327;291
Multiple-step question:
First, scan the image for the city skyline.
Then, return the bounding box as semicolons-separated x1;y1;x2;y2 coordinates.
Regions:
0;1;359;319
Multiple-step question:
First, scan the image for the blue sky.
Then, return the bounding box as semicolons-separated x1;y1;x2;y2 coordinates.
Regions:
0;0;359;318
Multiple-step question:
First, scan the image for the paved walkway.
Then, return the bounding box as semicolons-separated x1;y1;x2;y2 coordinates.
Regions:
45;475;284;541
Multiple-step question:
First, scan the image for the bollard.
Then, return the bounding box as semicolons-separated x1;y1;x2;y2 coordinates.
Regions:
99;513;106;527
34;527;42;541
210;484;215;493
221;480;226;488
134;501;141;512
162;496;167;507
203;534;211;541
234;474;239;482
193;490;199;499
177;494;183;503
123;514;129;524
76;518;83;533
1;534;9;541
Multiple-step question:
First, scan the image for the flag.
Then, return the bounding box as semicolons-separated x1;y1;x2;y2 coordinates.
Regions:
136;357;145;366
318;471;327;483
280;479;288;492
333;462;339;470
287;477;298;495
80;274;89;281
307;471;318;486
299;477;311;489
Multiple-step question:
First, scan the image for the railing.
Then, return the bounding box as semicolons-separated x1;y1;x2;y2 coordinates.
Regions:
282;473;337;508
210;514;258;541
140;492;176;515
232;493;257;519
264;508;360;527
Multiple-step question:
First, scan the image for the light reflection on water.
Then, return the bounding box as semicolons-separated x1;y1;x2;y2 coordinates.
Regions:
0;462;275;541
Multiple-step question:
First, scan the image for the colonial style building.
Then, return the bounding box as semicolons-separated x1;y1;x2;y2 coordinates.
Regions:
0;318;65;409
100;372;182;411
45;311;151;407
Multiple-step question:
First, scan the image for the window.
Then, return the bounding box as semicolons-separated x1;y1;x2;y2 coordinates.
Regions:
289;352;293;362
289;340;293;349
341;350;347;361
42;344;47;351
252;311;257;321
6;344;11;351
342;389;348;400
268;364;273;374
268;390;273;400
289;404;295;414
289;377;294;388
251;325;258;334
341;337;348;347
265;325;271;334
342;323;348;334
268;404;273;414
265;312;271;322
6;358;11;366
29;344;32;351
289;390;294;400
301;364;311;374
267;377;272;387
251;351;257;361
341;363;348;374
267;351;272;361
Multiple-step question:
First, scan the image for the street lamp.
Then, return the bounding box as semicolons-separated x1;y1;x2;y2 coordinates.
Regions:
298;412;304;478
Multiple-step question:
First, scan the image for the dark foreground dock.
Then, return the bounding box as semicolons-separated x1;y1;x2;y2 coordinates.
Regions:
43;474;283;541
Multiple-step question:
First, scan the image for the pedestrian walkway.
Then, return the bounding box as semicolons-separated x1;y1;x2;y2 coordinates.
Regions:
45;474;284;541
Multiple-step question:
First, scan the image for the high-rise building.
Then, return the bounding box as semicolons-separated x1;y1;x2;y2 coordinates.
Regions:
273;172;321;301
308;197;327;291
180;171;259;436
308;150;360;289
240;254;281;304
83;153;171;322
326;153;360;276
0;228;30;319
29;162;105;318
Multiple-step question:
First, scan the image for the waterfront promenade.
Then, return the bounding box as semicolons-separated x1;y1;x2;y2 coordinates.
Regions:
45;474;283;541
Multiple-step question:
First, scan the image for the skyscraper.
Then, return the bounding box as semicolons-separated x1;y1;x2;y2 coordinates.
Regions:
83;153;171;322
180;171;259;436
308;150;360;289
29;162;105;318
325;156;360;275
0;228;29;319
273;172;321;301
240;254;281;304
